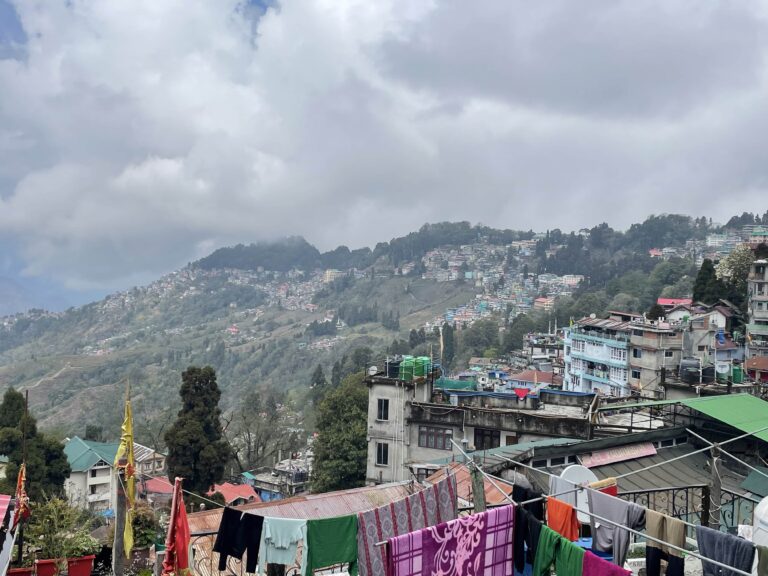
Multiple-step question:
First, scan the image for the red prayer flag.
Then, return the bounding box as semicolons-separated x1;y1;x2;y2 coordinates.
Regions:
12;463;30;529
162;478;190;576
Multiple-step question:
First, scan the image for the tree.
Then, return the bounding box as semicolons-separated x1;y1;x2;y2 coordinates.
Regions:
164;366;229;495
503;314;535;352
715;244;755;309
647;303;666;321
693;259;727;304
442;323;455;368
311;372;368;493
227;389;286;471
310;364;327;389
0;388;70;499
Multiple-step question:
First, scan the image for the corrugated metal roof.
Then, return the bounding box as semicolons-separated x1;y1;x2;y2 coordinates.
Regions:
426;463;513;506
679;394;768;444
427;437;580;469
188;481;421;576
740;465;768;498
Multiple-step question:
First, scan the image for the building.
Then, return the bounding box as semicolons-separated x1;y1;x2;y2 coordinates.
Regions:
563;317;631;396
249;455;312;502
323;269;345;283
63;436;166;513
628;319;684;398
747;259;768;358
533;297;556;312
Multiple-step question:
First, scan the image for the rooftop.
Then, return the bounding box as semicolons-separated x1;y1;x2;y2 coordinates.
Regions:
208;482;261;506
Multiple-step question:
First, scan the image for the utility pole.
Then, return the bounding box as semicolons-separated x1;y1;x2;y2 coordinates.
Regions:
113;461;127;576
470;456;486;513
709;444;722;529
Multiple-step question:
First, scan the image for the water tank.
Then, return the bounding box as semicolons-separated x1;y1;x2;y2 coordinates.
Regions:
715;362;730;383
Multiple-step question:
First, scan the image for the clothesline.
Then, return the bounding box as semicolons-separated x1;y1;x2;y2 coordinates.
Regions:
132;470;228;510
685;426;768;488
450;439;753;576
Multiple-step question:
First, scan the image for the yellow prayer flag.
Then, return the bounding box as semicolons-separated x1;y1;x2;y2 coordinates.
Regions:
115;400;135;558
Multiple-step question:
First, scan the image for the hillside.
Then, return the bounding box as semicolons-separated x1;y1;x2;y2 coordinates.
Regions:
1;211;765;439
0;265;475;437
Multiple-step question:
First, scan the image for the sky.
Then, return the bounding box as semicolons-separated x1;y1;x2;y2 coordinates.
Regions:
1;1;768;310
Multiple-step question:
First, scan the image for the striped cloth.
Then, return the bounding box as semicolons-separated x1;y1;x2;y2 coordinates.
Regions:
386;504;515;576
357;475;457;576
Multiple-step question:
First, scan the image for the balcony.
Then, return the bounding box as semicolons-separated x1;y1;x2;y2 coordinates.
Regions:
569;330;629;347
747;323;768;335
87;492;110;503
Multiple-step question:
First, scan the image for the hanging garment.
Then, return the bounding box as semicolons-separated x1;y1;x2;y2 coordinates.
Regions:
547;498;580;541
514;508;543;573
587;489;645;566
554;537;584;576
213;508;265;573
582;550;631;576
512;485;545;521
757;544;768;576
589;478;618;497
214;507;244;570
696;525;755;576
645;510;685;576
358;476;457;576
258;517;307;575
386;504;514;576
549;476;578;507
532;525;560;576
304;515;358;576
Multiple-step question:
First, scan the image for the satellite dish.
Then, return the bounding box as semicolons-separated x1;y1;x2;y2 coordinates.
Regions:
589;313;597;319
368;366;378;376
560;465;599;523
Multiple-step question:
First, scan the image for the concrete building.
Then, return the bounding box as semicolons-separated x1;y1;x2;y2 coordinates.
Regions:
628;320;684;398
747;259;768;358
563;317;631;396
63;436;166;514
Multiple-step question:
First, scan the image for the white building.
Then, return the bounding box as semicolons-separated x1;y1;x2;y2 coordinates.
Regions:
63;436;166;513
564;317;631;396
748;259;768;358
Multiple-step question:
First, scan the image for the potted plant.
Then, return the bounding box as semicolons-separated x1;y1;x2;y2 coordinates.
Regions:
25;496;100;576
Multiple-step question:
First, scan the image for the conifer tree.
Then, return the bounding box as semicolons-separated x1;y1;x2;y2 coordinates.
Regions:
693;259;727;304
164;366;229;495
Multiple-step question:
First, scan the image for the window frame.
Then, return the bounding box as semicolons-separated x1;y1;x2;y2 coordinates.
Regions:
376;398;390;421
376;442;389;466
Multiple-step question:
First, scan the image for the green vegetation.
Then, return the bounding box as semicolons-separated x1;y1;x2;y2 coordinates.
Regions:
310;372;368;493
25;496;100;564
0;388;70;498
164;366;229;494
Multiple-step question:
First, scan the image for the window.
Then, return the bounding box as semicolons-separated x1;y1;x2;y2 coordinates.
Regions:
631;369;641;379
532;459;548;468
665;350;674;357
632;348;642;358
660;439;674;448
90;485;97;495
90;469;97;478
418;426;453;450
549;457;566;466
698;345;706;352
474;428;501;451
633;329;644;337
565;346;571;356
377;398;389;421
376;442;389;466
610;348;626;361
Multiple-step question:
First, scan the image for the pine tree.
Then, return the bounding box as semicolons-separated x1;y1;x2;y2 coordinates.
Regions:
164;366;229;495
442;322;455;368
646;303;666;321
0;388;70;498
310;364;327;389
693;259;727;304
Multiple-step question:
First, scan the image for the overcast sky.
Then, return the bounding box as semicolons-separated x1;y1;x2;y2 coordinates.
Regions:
1;1;768;300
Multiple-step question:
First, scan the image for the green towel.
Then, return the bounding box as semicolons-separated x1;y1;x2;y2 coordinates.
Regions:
758;544;768;576
533;526;560;576
304;515;358;576
555;537;584;576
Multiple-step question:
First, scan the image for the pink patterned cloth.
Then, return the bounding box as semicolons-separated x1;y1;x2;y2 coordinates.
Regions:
582;550;632;576
386;504;515;576
358;475;458;576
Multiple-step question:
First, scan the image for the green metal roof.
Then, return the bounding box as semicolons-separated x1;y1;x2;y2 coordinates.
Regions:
64;436;120;472
598;394;768;443
241;471;256;480
678;394;768;443
740;465;768;498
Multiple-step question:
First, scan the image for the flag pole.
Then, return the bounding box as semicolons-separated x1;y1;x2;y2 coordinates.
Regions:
15;391;29;566
113;379;133;576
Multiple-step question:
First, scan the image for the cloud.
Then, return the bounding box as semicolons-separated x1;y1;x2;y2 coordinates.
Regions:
1;0;768;290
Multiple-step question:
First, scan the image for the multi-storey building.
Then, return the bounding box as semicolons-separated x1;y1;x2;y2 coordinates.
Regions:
747;259;768;358
563;317;631;396
628;321;684;398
